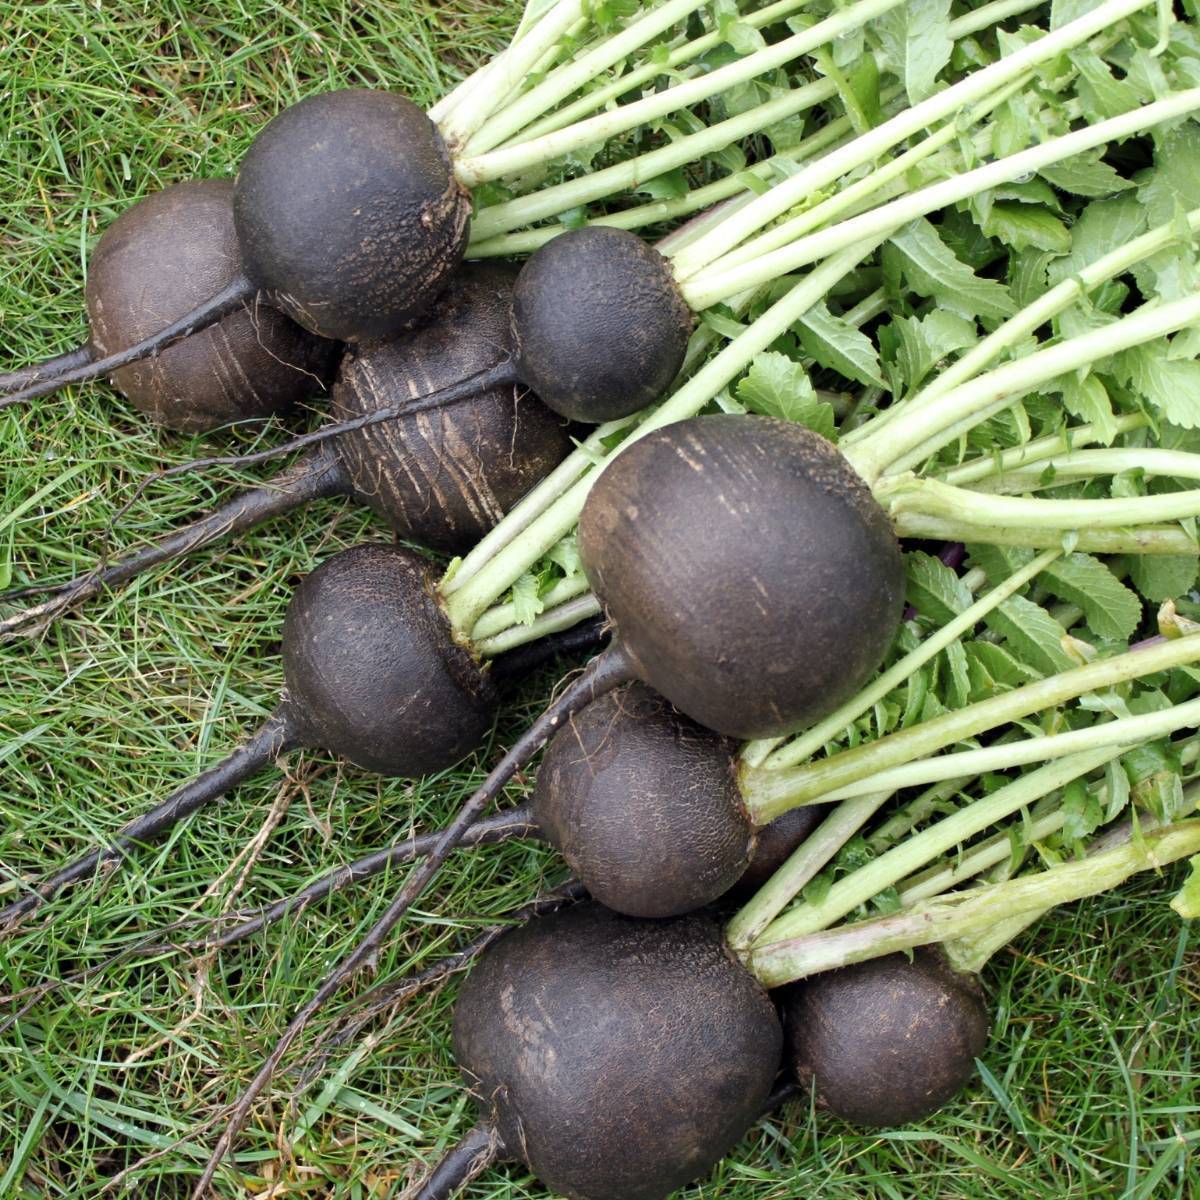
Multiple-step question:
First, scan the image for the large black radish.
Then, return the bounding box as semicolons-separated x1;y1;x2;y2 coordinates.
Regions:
1;265;571;634
0;180;337;432
0;542;495;929
443;902;783;1200
780;947;988;1126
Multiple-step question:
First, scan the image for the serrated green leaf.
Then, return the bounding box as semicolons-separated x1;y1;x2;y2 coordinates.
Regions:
980;203;1072;253
991;93;1034;158
906;551;973;623
1129;555;1200;602
944;638;971;709
702;307;748;340
637;168;689;201
1104;757;1131;823
1061;778;1103;843
966;640;1043;689
1051;0;1104;28
1009;249;1053;309
737;352;835;438
1041;554;1142;640
547;534;581;578
1140;124;1200;227
992;179;1065;211
900;668;930;728
1048;195;1148;285
1039;148;1135;197
874;0;952;103
883;310;979;396
511;573;544;625
1114;343;1200;429
796;302;885;388
965;543;1033;584
1168;326;1200;362
984;593;1076;674
1054;373;1121;445
887;218;1015;321
1070;46;1142;118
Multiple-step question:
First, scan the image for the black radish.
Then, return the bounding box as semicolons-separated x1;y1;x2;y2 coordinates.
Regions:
780;947;989;1126
0;180;336;432
233;91;469;341
366;225;693;423
532;682;828;916
447;902;782;1200
0;542;495;928
1;266;571;633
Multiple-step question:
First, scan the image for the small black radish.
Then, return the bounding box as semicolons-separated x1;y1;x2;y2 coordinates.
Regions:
0;266;571;635
0;542;495;929
233;89;470;341
781;947;989;1127
532;682;828;917
2;89;471;406
448;902;782;1200
0;180;336;432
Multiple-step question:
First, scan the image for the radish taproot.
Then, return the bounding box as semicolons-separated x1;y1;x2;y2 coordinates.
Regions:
0;180;337;433
0;265;571;635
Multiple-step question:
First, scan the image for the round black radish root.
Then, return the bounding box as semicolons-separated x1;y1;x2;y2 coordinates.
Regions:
87;179;335;432
782;946;989;1126
578;414;905;739
532;683;830;917
282;542;495;776
234;89;471;342
533;682;752;917
452;902;782;1200
331;264;572;552
511;226;694;422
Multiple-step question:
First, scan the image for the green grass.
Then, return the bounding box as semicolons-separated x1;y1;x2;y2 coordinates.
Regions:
0;2;1197;1197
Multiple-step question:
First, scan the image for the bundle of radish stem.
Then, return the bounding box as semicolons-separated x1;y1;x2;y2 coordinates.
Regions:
91;0;1197;663
746;770;1200;988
